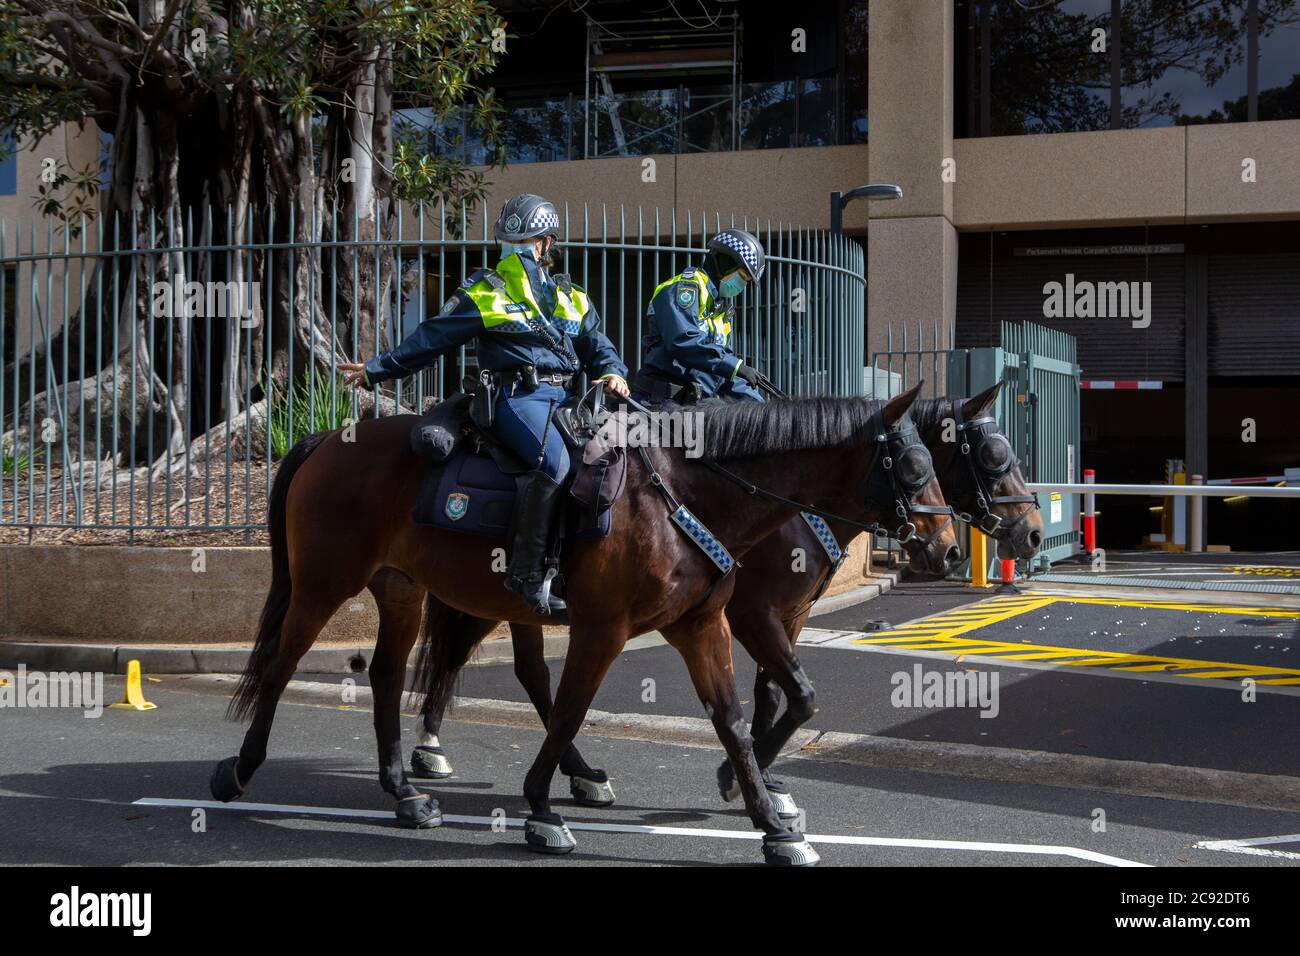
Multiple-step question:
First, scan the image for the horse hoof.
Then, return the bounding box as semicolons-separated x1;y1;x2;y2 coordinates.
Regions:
395;794;443;829
525;814;576;855
569;770;616;807
717;761;740;803
209;756;244;803
762;833;820;867
410;745;453;779
765;780;802;822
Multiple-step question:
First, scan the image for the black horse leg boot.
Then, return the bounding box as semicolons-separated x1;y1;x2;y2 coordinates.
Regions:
505;470;568;615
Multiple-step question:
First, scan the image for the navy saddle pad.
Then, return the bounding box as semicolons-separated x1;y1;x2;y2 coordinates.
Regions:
414;446;611;540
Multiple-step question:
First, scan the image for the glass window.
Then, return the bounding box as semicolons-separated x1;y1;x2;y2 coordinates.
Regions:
99;131;114;191
843;0;869;143
799;77;838;146
740;82;797;150
982;0;1114;136
0;130;16;196
959;0;1300;135
590;89;679;158
679;85;735;153
1122;0;1249;127
1254;2;1300;121
499;96;580;164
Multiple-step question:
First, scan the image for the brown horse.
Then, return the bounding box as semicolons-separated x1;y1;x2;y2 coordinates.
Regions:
213;384;958;865
411;383;1044;821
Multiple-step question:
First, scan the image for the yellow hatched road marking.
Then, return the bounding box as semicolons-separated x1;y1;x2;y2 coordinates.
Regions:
1031;595;1300;619
850;596;1055;644
853;632;1300;683
849;593;1300;684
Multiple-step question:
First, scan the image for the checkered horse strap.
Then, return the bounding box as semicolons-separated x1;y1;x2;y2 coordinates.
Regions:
633;444;735;576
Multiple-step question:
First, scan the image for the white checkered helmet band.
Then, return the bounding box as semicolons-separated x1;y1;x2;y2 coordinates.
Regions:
707;228;765;281
495;193;562;242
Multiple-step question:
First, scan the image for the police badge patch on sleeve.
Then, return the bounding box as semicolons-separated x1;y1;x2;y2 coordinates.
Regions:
440;294;462;315
676;283;698;309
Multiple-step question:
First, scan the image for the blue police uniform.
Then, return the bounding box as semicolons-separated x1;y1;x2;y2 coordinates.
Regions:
365;252;626;481
637;267;764;404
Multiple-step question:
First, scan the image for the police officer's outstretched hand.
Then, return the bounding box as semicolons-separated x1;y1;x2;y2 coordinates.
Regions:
597;374;630;398
735;363;762;386
338;362;368;388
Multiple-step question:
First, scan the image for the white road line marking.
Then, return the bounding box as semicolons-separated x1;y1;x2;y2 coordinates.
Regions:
133;797;1149;867
1196;834;1300;861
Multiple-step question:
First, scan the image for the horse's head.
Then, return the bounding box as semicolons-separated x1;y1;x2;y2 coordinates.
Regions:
940;383;1044;561
868;383;961;578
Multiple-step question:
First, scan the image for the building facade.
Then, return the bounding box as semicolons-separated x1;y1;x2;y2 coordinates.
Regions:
5;0;1299;547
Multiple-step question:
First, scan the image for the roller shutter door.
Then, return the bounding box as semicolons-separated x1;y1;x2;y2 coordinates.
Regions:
1207;253;1300;377
958;254;1185;382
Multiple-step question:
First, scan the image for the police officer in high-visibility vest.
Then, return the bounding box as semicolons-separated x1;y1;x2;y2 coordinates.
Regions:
632;228;768;405
340;194;630;616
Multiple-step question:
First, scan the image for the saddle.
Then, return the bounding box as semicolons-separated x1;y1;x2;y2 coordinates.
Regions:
408;384;626;542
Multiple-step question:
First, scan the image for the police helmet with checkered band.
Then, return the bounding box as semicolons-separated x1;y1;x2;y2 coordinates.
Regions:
494;194;562;242
706;228;766;281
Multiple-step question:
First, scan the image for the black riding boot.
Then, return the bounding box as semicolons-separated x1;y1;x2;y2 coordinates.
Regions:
505;469;567;616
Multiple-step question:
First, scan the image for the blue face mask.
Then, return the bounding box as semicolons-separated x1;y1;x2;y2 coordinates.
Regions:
501;241;537;261
718;271;748;298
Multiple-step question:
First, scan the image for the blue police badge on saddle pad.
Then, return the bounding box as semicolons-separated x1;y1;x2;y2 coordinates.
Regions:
445;492;469;521
413;447;611;541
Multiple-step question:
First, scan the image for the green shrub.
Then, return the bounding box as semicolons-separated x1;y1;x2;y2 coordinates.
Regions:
266;373;353;460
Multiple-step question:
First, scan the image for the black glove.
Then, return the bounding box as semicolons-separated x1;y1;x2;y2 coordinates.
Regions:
735;363;762;385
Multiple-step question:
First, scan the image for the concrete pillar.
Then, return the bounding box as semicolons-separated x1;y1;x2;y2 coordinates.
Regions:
866;0;957;387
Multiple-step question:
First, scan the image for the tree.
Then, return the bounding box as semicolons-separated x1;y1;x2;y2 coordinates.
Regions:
0;1;505;471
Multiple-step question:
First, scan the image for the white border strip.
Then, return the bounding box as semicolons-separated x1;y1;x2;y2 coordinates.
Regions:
133;797;1149;867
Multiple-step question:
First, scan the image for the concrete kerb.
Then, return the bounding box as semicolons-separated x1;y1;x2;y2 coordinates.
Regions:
0;631;573;675
0;571;900;675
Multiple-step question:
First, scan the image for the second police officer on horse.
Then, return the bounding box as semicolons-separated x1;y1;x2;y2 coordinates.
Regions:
633;228;770;406
341;194;630;617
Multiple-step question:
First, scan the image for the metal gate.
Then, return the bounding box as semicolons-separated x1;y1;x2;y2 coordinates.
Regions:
872;319;1081;572
947;320;1081;569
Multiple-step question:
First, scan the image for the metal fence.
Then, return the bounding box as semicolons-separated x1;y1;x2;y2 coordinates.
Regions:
872;319;1082;572
1;201;864;537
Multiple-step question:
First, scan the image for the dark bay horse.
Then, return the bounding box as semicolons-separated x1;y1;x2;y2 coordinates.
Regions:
412;383;1044;820
213;386;958;865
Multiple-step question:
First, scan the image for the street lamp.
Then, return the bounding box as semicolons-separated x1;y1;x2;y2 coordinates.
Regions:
830;183;902;234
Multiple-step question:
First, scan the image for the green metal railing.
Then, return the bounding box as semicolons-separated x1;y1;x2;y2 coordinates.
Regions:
872;318;1082;571
1;201;864;536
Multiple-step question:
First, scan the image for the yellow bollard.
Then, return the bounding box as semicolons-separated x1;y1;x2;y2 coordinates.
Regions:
111;659;158;711
970;528;990;588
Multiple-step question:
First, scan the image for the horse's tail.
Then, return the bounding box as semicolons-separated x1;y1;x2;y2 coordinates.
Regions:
411;593;473;719
227;430;332;721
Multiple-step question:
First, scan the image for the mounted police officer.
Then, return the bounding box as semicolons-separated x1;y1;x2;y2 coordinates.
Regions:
341;194;630;617
632;228;768;405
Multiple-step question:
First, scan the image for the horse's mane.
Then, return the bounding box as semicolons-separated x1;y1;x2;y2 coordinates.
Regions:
698;395;884;462
909;397;955;438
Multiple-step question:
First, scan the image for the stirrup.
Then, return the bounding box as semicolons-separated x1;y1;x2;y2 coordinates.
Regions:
507;566;567;615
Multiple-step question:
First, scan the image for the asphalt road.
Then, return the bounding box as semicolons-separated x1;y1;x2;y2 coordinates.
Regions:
3;673;1300;867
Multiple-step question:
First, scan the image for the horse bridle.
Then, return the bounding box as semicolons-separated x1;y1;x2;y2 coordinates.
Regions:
949;405;1039;536
696;409;954;550
862;419;955;548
